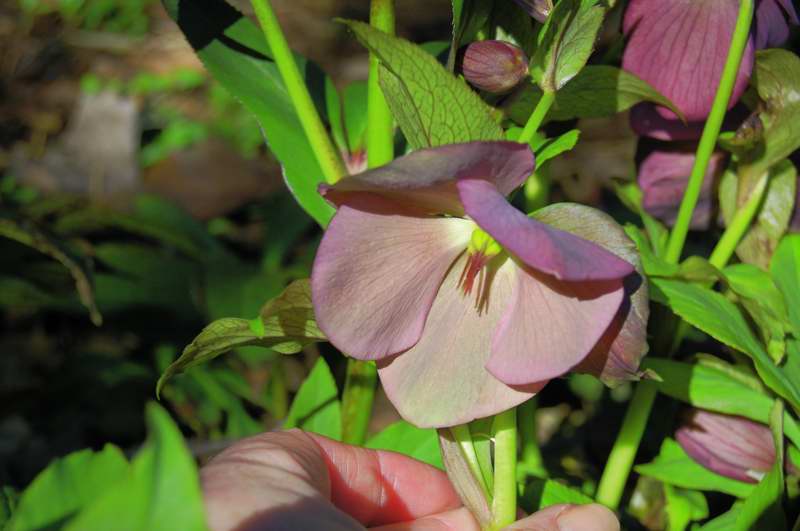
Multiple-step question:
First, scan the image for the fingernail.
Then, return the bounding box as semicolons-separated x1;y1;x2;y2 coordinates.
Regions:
556;504;620;531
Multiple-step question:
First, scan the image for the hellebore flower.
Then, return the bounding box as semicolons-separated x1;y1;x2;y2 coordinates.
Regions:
623;0;798;139
311;141;647;427
513;0;553;23
463;41;529;94
676;409;794;483
638;148;726;229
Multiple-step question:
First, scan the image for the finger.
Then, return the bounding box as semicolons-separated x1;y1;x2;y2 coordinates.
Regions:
503;503;620;531
308;433;463;526
201;430;364;531
370;507;480;531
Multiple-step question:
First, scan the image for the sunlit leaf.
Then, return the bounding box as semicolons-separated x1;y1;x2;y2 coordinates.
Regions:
284;357;341;440
366;421;443;469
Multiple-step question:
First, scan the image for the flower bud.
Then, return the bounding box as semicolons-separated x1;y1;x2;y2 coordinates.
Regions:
676;409;780;483
512;0;553;23
462;41;529;94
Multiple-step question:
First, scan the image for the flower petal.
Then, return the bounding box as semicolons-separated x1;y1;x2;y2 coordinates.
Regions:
755;0;792;48
457;179;634;281
623;0;754;122
630;103;749;141
311;196;472;360
378;257;542;428
322;142;535;215
533;203;649;385
486;264;624;385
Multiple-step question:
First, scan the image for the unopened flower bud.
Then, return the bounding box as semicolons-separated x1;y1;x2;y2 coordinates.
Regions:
513;0;553;23
676;409;790;483
463;41;529;94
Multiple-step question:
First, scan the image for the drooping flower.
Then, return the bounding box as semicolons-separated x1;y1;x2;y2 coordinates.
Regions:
311;141;647;427
623;0;798;139
638;148;726;229
512;0;553;23
676;409;795;483
463;41;529;94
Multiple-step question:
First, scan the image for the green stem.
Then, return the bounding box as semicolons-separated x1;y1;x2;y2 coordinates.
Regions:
518;90;555;145
269;358;288;419
596;0;755;508
708;172;768;268
490;408;517;530
664;0;755;264
367;0;395;168
250;0;346;184
451;424;493;499
595;381;657;509
518;398;546;480
341;359;377;445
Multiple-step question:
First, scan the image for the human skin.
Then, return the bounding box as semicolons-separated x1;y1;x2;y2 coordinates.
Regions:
201;429;620;531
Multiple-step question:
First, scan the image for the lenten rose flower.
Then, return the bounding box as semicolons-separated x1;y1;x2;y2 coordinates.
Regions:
311;141;648;427
623;0;798;139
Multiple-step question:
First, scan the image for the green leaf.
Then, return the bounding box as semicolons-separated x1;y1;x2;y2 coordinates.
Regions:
366;421;443;469
508;66;685;123
635;438;754;498
0;216;101;325
8;446;128;531
508;128;580;167
643;358;800;449
0;486;18;527
162;0;334;226
698;504;742;531
524;479;593;511
341;20;504;149
771;234;800;334
450;0;493;69
284;357;341;439
736;401;786;530
158;279;324;396
529;0;605;93
619;193;669;258
65;403;209;531
663;485;708;531
651;278;800;410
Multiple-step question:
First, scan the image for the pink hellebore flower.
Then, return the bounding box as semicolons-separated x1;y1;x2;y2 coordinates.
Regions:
311;141;647;428
623;0;798;140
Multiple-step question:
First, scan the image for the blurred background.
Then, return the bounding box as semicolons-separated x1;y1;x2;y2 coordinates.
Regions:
0;0;640;511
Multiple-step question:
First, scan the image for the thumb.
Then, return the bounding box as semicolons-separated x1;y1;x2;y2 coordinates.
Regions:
504;503;619;531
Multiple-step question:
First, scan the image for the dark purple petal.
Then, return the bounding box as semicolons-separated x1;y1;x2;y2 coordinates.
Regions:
676;409;776;483
311;195;472;361
457;179;635;281
512;0;553;23
755;0;792;48
623;0;755;122
321;142;535;215
630;103;750;141
638;147;726;229
463;40;529;94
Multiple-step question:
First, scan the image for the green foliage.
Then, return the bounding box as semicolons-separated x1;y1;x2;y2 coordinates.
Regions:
162;0;334;226
636;439;754;498
523;479;594;511
284;357;341;440
7;404;207;531
507;66;685;124
663;485;708;531
529;0;605;93
342;20;504;149
366;421;443;469
20;0;155;34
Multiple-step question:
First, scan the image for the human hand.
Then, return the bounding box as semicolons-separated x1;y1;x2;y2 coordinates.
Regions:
201;429;619;531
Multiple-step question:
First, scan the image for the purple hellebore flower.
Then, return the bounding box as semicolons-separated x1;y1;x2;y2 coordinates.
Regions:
638;148;726;229
676;409;792;483
623;0;798;139
512;0;553;23
311;141;645;428
463;40;529;94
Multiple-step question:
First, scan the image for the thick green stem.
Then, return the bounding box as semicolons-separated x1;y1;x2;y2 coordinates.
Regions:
490;408;517;530
665;0;755;264
595;381;658;509
250;0;345;184
367;0;395;168
597;0;755;508
518;398;546;480
709;172;768;268
341;359;377;445
518;90;555;145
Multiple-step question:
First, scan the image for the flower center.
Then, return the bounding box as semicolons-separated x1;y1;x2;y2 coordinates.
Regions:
459;228;502;308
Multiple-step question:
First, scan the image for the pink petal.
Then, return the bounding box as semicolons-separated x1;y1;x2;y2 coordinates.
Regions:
486;265;624;384
630;102;749;141
321;142;535;215
457;179;634;281
378;257;542;428
623;0;754;122
311;196;472;360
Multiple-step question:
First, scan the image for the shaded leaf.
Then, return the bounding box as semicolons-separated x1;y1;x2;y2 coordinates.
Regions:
284;357;341;439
